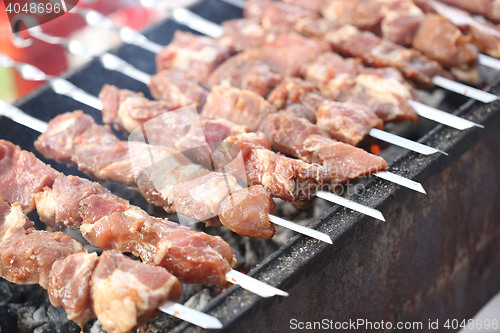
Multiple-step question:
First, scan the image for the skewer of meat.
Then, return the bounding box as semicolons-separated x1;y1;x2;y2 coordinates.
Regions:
0;199;185;333
211;0;496;102
0;53;388;225
100;83;425;201
244;0;479;83
0;139;288;296
413;0;500;59
34;110;279;239
96;86;394;221
152;23;484;133
99;85;330;208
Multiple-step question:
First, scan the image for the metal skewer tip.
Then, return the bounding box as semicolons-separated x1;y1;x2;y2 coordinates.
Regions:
225;270;289;297
159;301;223;329
432;76;499;104
315;190;386;222
478;53;500;72
370;128;448;156
268;214;333;244
409;100;483;131
374;171;426;194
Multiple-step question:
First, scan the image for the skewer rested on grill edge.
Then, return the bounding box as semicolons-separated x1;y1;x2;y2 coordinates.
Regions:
218;0;500;81
0;57;397;231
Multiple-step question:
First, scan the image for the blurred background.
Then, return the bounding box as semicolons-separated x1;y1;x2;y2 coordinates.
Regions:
0;0;167;103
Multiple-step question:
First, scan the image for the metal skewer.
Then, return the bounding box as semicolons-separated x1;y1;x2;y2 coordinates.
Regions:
160;301;223;329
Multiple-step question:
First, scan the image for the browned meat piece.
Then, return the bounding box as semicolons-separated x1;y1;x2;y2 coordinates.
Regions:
330;68;419;123
0;201;32;241
257;111;388;183
416;0;500;58
381;2;426;46
0;141;58;212
222;133;329;209
257;0;319;32
294;17;340;39
283;0;328;12
99;84;142;125
437;0;500;23
48;252;98;327
267;78;328;123
208;50;282;97
326;25;453;86
0;230;84;289
156;31;231;82
302;52;363;88
303;135;388;184
90;250;181;333
149;70;208;110
202;85;277;131
115;97;197;148
244;0;272;21
317;101;383;146
259;110;326;163
322;0;386;30
258;33;330;77
219;185;276;238
219;19;269;52
413;14;478;68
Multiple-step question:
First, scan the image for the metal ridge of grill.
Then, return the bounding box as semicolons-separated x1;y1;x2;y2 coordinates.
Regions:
1;0;500;332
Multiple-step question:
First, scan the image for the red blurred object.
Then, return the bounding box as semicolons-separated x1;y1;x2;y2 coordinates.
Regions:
0;0;158;100
370;143;382;155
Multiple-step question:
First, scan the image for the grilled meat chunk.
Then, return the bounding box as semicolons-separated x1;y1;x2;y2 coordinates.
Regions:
156;31;231;82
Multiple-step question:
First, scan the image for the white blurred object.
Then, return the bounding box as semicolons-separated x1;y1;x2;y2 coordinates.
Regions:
459;292;500;333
